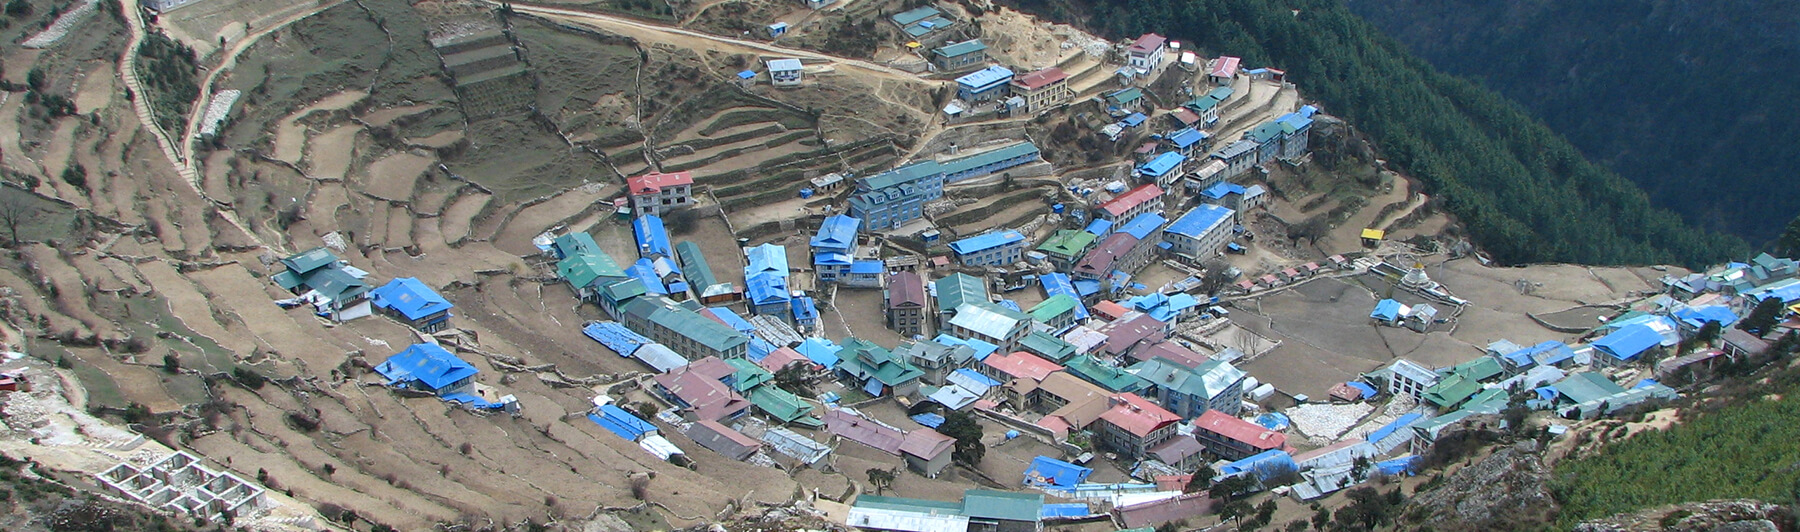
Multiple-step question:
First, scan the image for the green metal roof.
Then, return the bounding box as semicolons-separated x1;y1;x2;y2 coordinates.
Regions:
861;160;942;192
553;232;600;256
939;142;1038;177
838;337;924;386
649;305;748;353
854;494;964;514
1447;356;1504;382
933;39;987;59
1106;88;1143;105
600;278;647;304
1555;372;1628;405
961;489;1042;521
749;386;816;422
559;252;625;289
281;247;339;275
1065;355;1148;393
1247;121;1285;143
302;267;367;300
271;270;303;291
1018;330;1076;362
725;358;774;392
1422;374;1481;409
1036;230;1096;257
936;273;988;314
675;241;718;290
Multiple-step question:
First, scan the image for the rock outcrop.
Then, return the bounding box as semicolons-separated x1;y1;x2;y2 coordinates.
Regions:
1575;499;1794;532
1404;441;1558;530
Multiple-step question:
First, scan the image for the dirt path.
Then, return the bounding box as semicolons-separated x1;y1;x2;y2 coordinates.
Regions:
502;2;932;83
1319;176;1411;256
179;0;351;161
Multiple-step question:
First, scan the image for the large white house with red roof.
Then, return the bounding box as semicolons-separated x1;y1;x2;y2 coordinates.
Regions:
625;171;694;216
1126;33;1168;72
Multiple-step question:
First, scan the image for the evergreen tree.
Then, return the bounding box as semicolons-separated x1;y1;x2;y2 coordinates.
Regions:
938;410;985;466
1740;297;1786;335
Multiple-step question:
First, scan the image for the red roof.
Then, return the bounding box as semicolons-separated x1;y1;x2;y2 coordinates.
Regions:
1093;300;1130;321
758;347;812;373
1097;184;1163;217
626;171;693;196
1209;56;1241;78
899;428;955;459
982;351;1064;382
1099;393;1181;437
886;271;927;309
1135;142;1159;154
1170;108;1200;126
1194;410;1288;451
1040;415;1072;438
1011;67;1068;91
1155;474;1193;492
1128;33;1168;54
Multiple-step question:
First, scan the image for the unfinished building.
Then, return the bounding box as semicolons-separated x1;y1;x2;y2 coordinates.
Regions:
97;451;267;521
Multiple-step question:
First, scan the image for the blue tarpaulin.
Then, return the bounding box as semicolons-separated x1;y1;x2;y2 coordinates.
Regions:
1347;382;1378;399
1024;456;1093;488
1040;503;1093;519
1218;450;1296;483
1375;456;1417;476
863;378;885;397
1255;412;1290;431
1366;413;1425;444
911;413;946;428
590;405;655;441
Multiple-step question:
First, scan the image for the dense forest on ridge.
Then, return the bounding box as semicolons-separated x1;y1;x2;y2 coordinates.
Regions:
1345;0;1800;246
1005;0;1748;267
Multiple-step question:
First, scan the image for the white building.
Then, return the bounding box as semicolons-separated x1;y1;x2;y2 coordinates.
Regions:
767;58;804;87
1162;204;1236;262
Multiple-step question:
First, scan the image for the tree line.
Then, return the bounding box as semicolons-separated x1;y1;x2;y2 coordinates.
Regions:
1006;0;1747;267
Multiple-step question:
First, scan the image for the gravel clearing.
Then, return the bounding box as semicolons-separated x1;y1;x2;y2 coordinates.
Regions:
1286;401;1376;444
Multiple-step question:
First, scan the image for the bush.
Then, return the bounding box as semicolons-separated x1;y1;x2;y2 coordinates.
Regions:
232;367;267;389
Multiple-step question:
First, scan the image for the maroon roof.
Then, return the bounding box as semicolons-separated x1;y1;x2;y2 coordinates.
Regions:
1114;492;1213;528
1074;232;1139;277
898;428;955;459
887;271;927;309
824;409;905;455
653;360;749;421
1099;393;1180;437
1148;435;1206;464
1128;33;1168;54
1011;67;1068;91
1132;341;1209;367
1099;314;1168;357
1170;108;1200;126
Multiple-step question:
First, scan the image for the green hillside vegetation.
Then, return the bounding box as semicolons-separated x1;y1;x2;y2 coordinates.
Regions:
1345;0;1800;245
1008;0;1747;267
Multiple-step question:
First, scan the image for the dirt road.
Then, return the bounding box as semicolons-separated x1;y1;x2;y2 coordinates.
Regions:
499;1;934;84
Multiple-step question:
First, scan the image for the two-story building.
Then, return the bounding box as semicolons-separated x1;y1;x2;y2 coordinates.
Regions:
1095;393;1181;459
950;230;1026;267
955;66;1014;103
370;277;455;333
836;337;926;397
886;271;929;338
767;58;804;87
1131;357;1248;418
1009;68;1074;114
1183;86;1233;127
625;171;693;216
981;350;1064;409
1193;409;1291;461
1210;139;1260;183
1093;184;1163;224
1036;230;1097;272
936;272;990;327
1136;152;1186;189
932;39;988;71
849;161;945;230
619;295;750;360
948;301;1032;352
895;338;978;386
1125;34;1168;73
811;214;860;283
1163;204;1236;263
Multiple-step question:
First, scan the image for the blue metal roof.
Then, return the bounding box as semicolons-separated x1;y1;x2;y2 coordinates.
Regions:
704;307;757;335
1121;113;1147;127
745;243;790;276
791;297;819;322
590;405;655;441
811;214;860;251
747;338;775;361
583;321;651;357
632;215;672;258
737;70;756;79
850;259;885;275
1594;323;1663;361
1370;299;1403;321
370;277;453;320
797;338;842;367
1672;305;1738;329
1024;456;1093;489
952;367;1003;387
911;413;946;427
1201;181;1246;199
815;252;852;266
1083;219;1113;236
628;259;668;295
375;343;478;391
1165;204;1235;238
1169;128;1207;149
956;66;1014;90
950;230;1025;255
1137;152;1185;178
935;337;999;361
1367;413;1426;443
1071;279;1101;296
746;273;791;305
1118;212;1166;240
